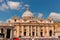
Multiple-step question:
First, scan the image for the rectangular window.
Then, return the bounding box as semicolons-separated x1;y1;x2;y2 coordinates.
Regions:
49;30;52;36
1;29;3;33
32;32;34;36
24;32;26;36
40;32;43;37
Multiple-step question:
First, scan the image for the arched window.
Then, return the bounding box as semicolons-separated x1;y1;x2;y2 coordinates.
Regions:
49;30;52;36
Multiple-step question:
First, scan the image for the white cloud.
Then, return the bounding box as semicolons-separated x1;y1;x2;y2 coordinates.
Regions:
0;0;3;2
0;3;8;11
7;1;21;10
24;4;30;7
38;13;43;18
0;1;22;11
0;20;4;23
21;4;30;10
21;7;25;9
49;12;60;21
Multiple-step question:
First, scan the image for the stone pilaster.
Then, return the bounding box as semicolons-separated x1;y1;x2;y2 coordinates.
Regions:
46;27;49;37
52;26;54;37
4;28;6;39
31;26;32;36
38;26;40;37
43;27;45;37
27;26;29;36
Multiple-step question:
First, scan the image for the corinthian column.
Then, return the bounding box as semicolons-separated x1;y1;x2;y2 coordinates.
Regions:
26;26;29;36
16;26;19;37
22;26;24;36
35;26;36;36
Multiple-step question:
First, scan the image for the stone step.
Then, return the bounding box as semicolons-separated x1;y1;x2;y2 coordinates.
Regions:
20;38;60;40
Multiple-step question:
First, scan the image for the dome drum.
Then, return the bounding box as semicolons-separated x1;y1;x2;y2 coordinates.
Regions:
22;8;34;18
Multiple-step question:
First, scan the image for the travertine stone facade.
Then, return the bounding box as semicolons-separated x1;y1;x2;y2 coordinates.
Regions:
0;8;60;39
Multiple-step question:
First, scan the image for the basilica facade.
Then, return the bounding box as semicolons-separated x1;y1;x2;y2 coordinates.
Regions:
0;8;60;39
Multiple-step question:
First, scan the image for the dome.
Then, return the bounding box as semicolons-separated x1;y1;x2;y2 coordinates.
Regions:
22;8;34;18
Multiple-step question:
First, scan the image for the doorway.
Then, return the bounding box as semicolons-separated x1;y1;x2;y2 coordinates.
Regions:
6;29;11;38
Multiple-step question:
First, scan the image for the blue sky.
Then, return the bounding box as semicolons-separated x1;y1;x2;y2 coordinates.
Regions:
0;0;60;21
